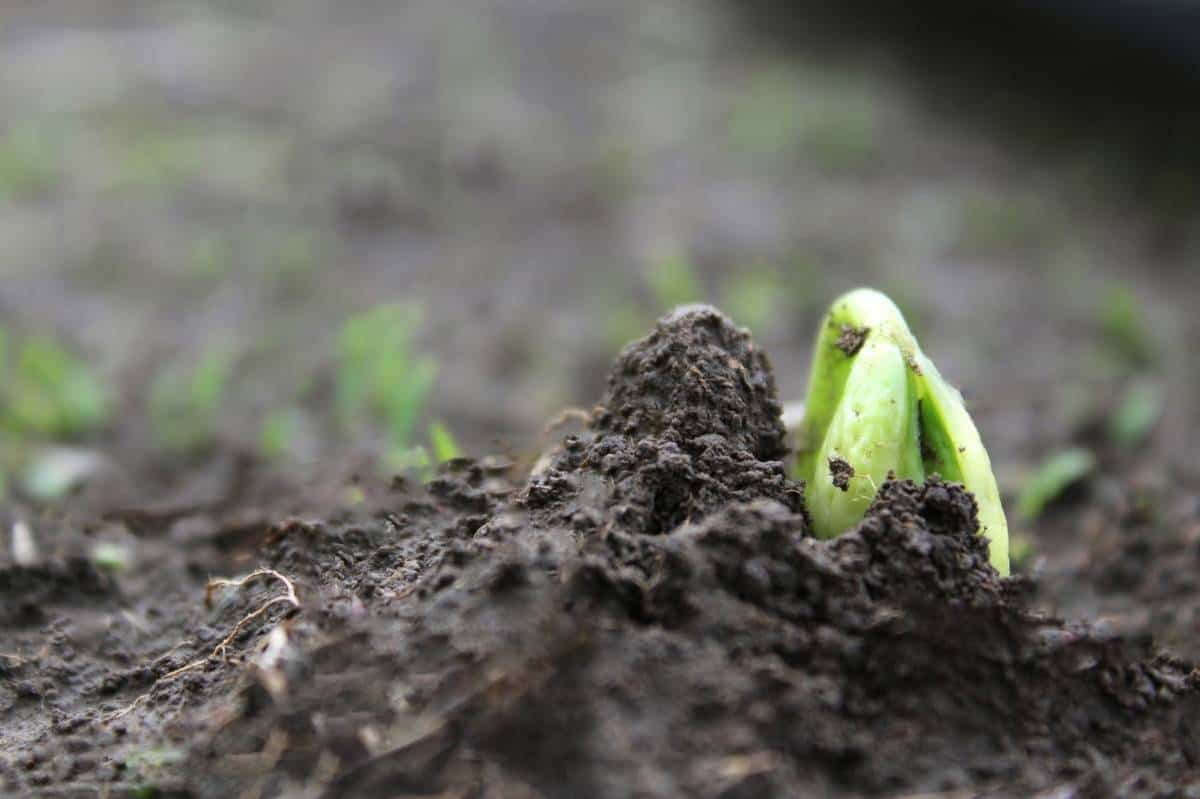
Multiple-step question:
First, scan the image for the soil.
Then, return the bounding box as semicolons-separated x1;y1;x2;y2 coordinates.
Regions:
828;456;855;492
3;308;1198;798
835;326;868;358
5;3;1200;796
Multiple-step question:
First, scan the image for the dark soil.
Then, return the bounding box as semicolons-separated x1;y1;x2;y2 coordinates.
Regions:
3;308;1198;798
835;325;868;358
829;456;855;492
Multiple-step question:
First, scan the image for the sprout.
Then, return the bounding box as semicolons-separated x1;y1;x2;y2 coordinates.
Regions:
796;288;1010;574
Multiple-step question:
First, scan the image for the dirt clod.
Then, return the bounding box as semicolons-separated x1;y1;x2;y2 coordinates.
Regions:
828;455;855;491
836;324;869;356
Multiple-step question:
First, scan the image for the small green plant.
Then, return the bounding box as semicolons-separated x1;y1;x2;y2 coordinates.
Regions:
1107;380;1163;449
0;330;110;439
428;420;462;464
337;304;437;444
794;288;1010;574
149;349;233;453
1017;447;1096;521
1098;283;1156;370
722;268;783;334
336;304;439;471
646;249;702;310
258;408;304;460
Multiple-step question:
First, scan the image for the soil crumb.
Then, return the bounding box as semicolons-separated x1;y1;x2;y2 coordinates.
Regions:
3;307;1198;799
836;323;869;356
828;455;855;491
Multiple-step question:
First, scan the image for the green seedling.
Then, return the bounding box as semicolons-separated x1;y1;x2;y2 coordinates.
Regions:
258;408;304;460
795;288;1010;574
336;304;437;449
149;349;233;453
1017;447;1096;521
0;331;110;439
1107;380;1163;449
646;249;703;310
722;268;783;334
1098;283;1156;370
601;301;647;354
429;420;462;464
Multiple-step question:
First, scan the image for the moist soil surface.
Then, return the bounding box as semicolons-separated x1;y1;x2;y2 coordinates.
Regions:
3;308;1198;798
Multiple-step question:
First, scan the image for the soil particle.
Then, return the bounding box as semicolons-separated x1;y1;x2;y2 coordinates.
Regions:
828;455;855;491
836;324;869;356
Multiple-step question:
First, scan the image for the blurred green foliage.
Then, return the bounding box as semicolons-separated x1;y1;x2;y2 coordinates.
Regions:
258;408;304;460
149;349;233;453
601;301;646;354
0;328;110;439
1017;447;1096;521
0;117;62;201
1098;283;1156;370
429;420;462;464
337;304;436;444
597;251;703;353
955;191;1058;254
646;249;703;310
108;119;289;198
1107;380;1163;449
729;68;877;174
336;303;440;472
599;254;806;353
184;226;323;300
722;268;781;333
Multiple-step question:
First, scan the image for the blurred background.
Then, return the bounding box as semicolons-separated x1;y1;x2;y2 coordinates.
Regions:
2;0;1200;632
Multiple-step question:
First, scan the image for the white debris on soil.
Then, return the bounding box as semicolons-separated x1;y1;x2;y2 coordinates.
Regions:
10;520;38;566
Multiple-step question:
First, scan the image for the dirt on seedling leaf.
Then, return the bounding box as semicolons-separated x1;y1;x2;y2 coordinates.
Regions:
829;456;856;492
2;307;1199;798
835;324;869;357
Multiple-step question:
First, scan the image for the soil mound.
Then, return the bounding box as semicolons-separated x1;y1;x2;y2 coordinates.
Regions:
2;308;1197;797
